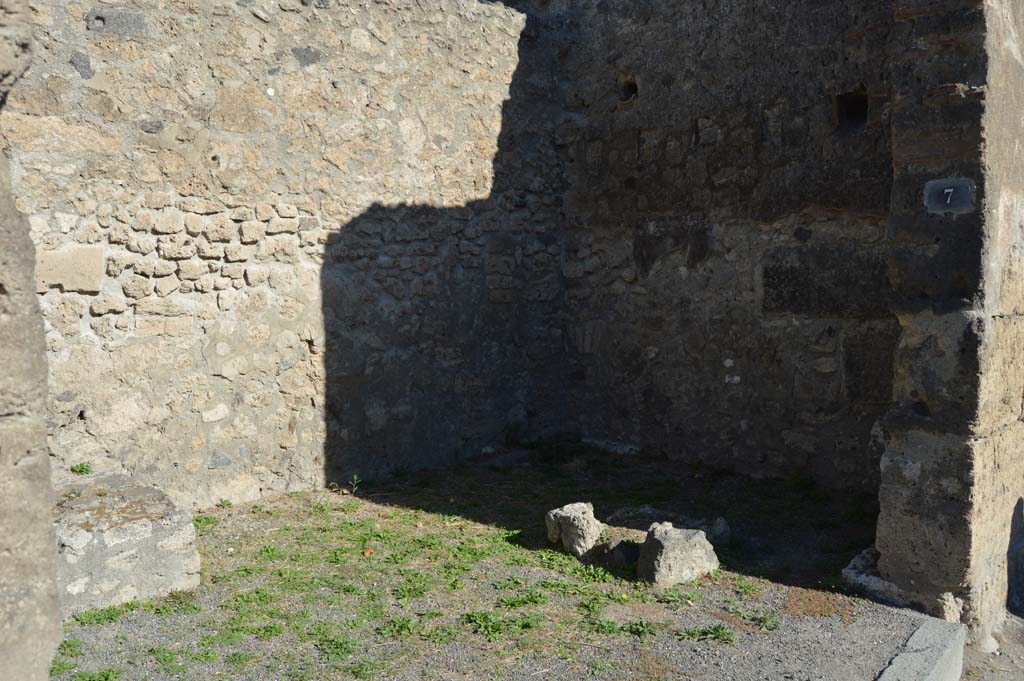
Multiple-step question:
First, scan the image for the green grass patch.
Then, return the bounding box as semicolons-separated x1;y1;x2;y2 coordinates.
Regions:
497;589;547;608
73;602;138;626
462;611;543;642
69;671;122;681
378;616;418;639
676;623;736;644
142;591;202;616
58;640;84;658
50;658;76;676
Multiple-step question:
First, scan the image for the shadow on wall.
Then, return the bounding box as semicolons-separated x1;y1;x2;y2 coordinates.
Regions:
320;0;898;489
321;1;570;485
1009;498;1024;616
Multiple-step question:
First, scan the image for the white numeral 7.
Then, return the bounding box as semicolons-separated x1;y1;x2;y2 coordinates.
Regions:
944;188;955;204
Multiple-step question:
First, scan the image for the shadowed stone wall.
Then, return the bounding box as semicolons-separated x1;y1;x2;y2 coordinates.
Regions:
0;0;60;677
556;0;899;490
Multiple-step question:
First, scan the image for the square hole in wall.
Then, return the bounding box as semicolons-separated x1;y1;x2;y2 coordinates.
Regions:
834;87;869;134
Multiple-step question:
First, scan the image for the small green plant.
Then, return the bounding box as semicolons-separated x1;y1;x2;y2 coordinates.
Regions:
659;585;700;606
143;591;202;616
462;611;542;641
498;589;548;608
733;575;760;597
422;624;459;643
676;623;736;644
314;633;356;660
58;640;84;658
192;515;218;533
378;616;418;639
258;545;286;561
148;647;187;673
348;474;361;495
394;575;432;599
185;650;217;662
590;618;621;635
619;620;658;638
348;659;386;680
50;657;76;676
69;671;123;681
73;602;138;626
493;576;526;590
216;498;232;509
224;651;255;666
754;610;781;632
70;463;92;475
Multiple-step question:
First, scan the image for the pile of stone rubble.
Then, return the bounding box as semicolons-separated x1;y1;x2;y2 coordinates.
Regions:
545;502;728;587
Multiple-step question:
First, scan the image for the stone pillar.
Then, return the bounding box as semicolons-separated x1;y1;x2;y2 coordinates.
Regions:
0;2;60;678
873;0;1024;646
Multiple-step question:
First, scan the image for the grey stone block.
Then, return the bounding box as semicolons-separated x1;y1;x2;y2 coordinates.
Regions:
877;618;965;681
545;502;604;558
54;475;200;618
637;522;719;588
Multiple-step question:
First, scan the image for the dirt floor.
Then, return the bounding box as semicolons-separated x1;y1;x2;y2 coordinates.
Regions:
51;449;951;680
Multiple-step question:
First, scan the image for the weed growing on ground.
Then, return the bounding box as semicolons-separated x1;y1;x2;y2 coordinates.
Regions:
378;616;418;639
142;591;202;616
498;589;548;608
70;463;92;475
462;611;544;641
50;657;76;676
192;515;218;534
73;602;138;626
676;624;736;644
58;640;84;657
69;671;123;681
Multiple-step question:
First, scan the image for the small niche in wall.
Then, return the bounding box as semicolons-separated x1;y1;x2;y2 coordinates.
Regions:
834;87;869;135
618;76;639;103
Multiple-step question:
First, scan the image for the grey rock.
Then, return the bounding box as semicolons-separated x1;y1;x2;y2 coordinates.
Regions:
69;51;93;79
292;46;322;66
637;522;719;587
545;502;604;558
85;10;148;36
54;475;200;619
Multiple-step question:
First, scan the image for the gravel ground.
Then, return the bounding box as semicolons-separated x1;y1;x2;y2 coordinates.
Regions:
52;450;939;681
964;614;1024;679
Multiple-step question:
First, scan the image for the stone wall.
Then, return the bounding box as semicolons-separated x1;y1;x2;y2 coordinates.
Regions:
11;0;1024;642
0;0;60;677
868;0;1024;644
6;0;551;507
556;0;899;490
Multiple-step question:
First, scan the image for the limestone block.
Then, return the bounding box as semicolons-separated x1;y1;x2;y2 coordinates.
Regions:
35;245;104;293
54;475;200;619
637;522;719;587
89;293;127;316
545;502;604;557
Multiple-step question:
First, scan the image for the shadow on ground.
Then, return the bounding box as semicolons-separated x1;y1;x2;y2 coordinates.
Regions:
357;445;878;590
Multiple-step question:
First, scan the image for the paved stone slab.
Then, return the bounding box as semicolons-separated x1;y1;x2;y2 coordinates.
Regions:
878;618;965;681
54;475;200;618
